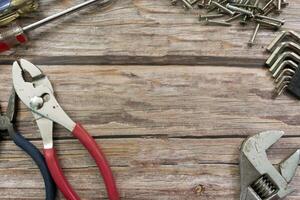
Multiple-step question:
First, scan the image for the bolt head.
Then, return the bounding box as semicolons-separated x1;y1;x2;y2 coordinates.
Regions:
30;96;44;110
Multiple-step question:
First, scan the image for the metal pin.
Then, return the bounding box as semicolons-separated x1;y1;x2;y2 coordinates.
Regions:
211;1;235;16
262;0;275;11
255;14;285;25
254;19;281;30
248;23;260;47
229;4;264;13
277;0;282;12
263;3;276;15
181;0;194;9
199;13;224;20
204;18;231;26
226;3;254;16
225;13;243;22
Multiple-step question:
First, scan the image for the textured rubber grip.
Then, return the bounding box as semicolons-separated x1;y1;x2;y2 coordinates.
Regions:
44;148;80;200
72;123;119;200
0;42;10;52
11;132;57;200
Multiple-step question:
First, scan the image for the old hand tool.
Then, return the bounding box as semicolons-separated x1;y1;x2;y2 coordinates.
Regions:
0;0;111;52
265;31;300;97
267;31;300;52
0;89;56;200
171;0;288;46
12;59;119;200
240;131;299;200
0;0;38;26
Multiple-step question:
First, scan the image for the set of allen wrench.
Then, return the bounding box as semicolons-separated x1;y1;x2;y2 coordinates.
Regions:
266;30;300;97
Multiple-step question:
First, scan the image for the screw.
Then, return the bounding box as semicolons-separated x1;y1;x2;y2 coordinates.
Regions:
255;14;285;25
226;3;254;16
199;13;224;20
254;18;281;30
225;13;243;22
211;1;235;16
262;0;275;11
248;23;260;47
204;18;231;26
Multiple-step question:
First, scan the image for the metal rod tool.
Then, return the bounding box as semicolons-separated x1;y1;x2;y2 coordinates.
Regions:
0;0;110;52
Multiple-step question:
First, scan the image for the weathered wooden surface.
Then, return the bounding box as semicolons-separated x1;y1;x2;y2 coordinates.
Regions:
0;0;300;199
1;65;300;199
0;0;299;65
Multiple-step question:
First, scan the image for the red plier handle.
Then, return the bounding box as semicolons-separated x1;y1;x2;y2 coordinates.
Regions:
44;123;119;200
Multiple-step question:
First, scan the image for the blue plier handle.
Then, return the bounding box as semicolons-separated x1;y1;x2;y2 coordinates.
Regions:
0;89;56;200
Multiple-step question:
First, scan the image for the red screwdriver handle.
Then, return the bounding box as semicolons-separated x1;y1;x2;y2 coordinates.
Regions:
72;123;120;200
0;25;27;52
44;148;81;200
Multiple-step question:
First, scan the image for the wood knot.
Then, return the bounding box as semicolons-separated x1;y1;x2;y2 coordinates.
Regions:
193;184;205;196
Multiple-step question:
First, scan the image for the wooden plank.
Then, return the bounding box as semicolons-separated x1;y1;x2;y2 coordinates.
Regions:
0;138;299;199
0;0;299;65
1;64;300;139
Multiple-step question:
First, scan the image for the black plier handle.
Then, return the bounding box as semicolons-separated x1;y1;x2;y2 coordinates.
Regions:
11;132;57;200
0;90;56;200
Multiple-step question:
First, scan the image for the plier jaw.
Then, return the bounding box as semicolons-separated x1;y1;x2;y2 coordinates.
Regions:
0;86;57;199
12;59;75;132
0;89;16;136
12;59;120;200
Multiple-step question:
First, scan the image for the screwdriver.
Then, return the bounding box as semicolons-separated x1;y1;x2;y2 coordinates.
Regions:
0;0;110;52
0;0;39;26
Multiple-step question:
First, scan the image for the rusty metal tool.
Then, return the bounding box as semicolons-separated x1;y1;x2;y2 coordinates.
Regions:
240;131;299;200
0;0;110;52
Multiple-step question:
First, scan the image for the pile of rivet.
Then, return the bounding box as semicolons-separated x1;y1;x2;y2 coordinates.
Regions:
171;0;289;46
266;30;300;97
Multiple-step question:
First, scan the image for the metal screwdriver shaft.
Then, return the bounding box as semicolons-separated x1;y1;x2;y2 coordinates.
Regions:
23;0;109;32
0;0;110;52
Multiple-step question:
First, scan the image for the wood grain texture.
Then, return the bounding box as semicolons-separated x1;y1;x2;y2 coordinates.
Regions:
0;0;299;65
2;65;300;139
0;0;300;199
1;64;300;199
0;137;300;200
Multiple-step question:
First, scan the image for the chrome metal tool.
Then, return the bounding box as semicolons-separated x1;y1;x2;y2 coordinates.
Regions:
13;59;119;200
266;31;300;97
240;131;299;200
0;89;56;200
0;0;111;52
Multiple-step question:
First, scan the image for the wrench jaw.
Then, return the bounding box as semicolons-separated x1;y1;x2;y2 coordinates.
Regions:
240;131;299;200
